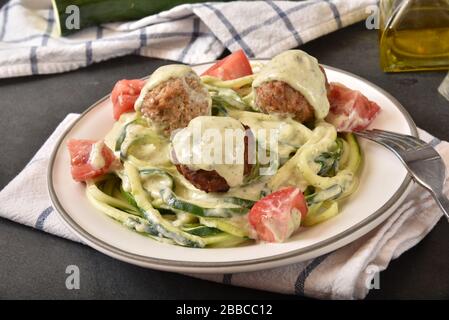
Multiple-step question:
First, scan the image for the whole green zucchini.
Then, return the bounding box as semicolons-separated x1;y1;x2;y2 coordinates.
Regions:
52;0;226;36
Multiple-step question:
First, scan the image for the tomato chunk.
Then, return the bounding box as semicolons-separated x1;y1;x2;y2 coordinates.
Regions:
111;79;145;120
325;83;381;132
201;49;253;80
248;187;308;242
67;139;115;182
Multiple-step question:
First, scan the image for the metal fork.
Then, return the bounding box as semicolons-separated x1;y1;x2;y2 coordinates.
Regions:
354;129;449;220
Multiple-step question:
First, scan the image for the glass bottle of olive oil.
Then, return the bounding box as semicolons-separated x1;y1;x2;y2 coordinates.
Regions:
379;0;449;72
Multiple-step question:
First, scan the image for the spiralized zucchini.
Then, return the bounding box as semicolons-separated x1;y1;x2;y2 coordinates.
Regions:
201;75;255;89
87;71;363;247
303;201;339;227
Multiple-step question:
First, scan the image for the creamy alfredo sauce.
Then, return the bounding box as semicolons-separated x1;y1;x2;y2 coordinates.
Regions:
227;109;312;159
253;50;330;119
88;141;106;170
171;116;247;188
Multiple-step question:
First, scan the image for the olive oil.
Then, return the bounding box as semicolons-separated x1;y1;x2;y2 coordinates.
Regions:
379;0;449;72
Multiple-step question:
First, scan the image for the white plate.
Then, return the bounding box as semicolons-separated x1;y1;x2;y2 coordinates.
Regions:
48;62;417;273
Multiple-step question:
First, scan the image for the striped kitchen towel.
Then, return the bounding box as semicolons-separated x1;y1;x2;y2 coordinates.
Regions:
439;72;449;102
0;0;378;78
0;113;446;299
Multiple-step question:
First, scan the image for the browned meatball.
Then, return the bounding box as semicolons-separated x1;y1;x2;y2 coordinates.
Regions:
140;76;210;136
255;66;330;123
255;81;315;123
174;126;254;193
175;165;231;193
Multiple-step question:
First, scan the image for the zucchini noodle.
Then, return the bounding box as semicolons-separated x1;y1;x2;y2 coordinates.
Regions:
201;74;255;88
86;66;363;247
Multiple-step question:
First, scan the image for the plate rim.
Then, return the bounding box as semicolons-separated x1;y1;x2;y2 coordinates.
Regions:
47;62;418;272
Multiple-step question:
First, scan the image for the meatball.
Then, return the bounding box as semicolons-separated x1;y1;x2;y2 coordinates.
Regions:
139;69;211;136
254;66;330;123
174;126;254;193
255;81;315;123
175;165;230;193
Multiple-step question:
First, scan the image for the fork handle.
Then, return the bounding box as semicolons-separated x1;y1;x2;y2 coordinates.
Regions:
433;192;449;221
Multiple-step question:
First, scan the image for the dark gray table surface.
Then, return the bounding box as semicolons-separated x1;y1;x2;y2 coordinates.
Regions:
1;7;448;299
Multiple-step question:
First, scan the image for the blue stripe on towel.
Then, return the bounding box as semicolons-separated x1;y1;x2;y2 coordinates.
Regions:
96;27;103;40
98;31;211;45
294;254;329;295
147;31;211;40
135;28;147;54
0;1;10;41
41;9;55;46
2;34;45;44
3;31;211;45
203;3;255;57
222;274;233;285
324;0;342;28
139;28;147;47
30;46;38;75
178;18;200;61
265;1;303;46
86;41;93;65
35;207;54;230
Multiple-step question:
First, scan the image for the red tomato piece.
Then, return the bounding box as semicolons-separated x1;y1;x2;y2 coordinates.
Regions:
201;49;253;80
325;82;381;132
111;79;145;120
248;187;308;243
67;139;115;182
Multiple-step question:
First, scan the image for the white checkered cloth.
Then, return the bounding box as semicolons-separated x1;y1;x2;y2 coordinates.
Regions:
0;113;447;299
439;73;449;102
0;0;378;78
